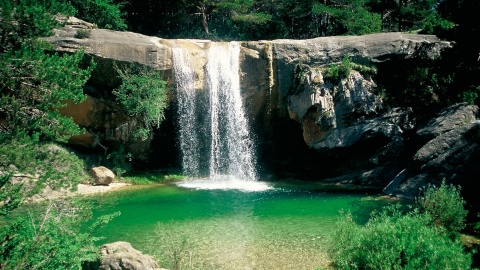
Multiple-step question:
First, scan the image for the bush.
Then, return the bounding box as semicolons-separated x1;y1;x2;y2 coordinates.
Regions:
322;56;352;82
418;180;468;236
74;29;91;39
329;205;473;269
113;64;169;140
0;199;120;269
322;56;376;83
105;144;132;176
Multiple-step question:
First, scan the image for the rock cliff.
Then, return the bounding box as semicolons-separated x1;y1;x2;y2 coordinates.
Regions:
45;17;475;200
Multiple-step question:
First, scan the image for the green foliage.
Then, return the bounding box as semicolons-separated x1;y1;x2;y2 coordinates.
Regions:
74;29;92;39
113;64;169;140
420;13;455;35
163;174;185;182
462;86;480;105
0;199;120;269
329;205;473;269
322;56;376;83
314;0;381;36
70;0;127;30
105;144;132;176
0;43;94;142
122;172;185;185
0;0;93;217
0;174;22;217
419;180;468;236
322;56;352;82
0;136;88;213
0;0;75;52
0;1;125;269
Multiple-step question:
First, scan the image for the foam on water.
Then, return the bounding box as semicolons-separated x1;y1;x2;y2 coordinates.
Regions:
175;175;273;192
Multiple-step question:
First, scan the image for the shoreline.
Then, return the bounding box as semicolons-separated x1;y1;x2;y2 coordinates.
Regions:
32;182;135;202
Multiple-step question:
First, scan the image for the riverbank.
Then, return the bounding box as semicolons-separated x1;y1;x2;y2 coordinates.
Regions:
32;182;134;201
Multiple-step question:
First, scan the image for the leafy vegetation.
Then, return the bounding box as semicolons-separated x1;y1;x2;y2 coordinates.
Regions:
322;56;377;83
70;0;127;30
0;0;126;268
113;64;170;140
121;171;185;185
329;182;474;269
419;180;468;237
74;29;92;39
120;0;448;40
0;199;120;269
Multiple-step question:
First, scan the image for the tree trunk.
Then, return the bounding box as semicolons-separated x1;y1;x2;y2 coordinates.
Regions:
198;4;209;35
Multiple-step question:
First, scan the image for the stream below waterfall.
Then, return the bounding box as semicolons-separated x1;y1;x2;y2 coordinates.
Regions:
88;181;397;270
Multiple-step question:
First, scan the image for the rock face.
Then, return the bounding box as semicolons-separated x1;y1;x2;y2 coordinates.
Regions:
46;17;464;194
83;241;162;270
384;104;480;201
90;166;115;186
58;96;152;159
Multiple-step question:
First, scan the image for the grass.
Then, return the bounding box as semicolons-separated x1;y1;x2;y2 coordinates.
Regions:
120;170;186;185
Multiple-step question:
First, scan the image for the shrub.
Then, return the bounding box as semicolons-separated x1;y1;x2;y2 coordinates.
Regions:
329;205;473;269
418;180;468;236
113;64;170;141
105;144;132;176
74;29;91;39
322;56;376;83
322;56;352;82
0;199;120;269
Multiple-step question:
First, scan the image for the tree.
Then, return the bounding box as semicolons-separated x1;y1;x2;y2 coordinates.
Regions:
0;0;89;229
365;0;438;32
70;0;127;30
0;45;94;142
313;0;381;36
1;1;125;267
113;64;169;140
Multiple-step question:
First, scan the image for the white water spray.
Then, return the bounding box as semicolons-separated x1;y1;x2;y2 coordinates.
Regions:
173;48;201;177
206;42;257;181
173;42;268;191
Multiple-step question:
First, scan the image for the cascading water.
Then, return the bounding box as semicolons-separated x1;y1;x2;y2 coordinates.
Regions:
172;48;201;177
173;42;269;191
206;42;257;181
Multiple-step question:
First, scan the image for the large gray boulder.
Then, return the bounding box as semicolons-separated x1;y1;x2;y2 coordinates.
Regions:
384;104;480;199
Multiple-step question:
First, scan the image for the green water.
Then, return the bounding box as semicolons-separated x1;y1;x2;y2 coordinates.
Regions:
89;182;395;270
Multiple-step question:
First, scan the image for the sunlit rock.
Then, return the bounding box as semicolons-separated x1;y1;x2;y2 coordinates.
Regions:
90;166;115;186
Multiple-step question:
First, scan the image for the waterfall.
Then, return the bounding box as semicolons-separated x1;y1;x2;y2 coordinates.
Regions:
173;42;258;183
173;48;201;176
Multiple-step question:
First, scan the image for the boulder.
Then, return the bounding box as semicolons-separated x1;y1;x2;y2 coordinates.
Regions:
416;103;479;142
90;166;115;186
384;104;480;199
84;241;164;270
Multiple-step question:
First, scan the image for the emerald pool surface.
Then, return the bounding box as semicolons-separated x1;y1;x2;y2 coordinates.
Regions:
88;181;396;270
